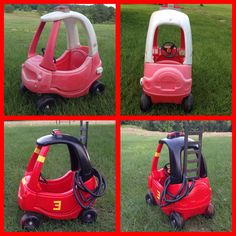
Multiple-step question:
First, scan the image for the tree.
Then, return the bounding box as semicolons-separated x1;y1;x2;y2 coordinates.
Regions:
24;5;31;11
37;5;45;16
4;5;14;13
122;121;232;132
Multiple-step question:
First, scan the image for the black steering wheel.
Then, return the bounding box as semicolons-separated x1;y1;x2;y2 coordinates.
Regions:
41;48;56;64
41;47;46;56
164;163;171;176
160;42;177;58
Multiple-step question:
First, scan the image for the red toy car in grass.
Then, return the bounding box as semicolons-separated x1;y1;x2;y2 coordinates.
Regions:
145;127;214;229
140;4;193;113
18;129;106;230
21;5;104;112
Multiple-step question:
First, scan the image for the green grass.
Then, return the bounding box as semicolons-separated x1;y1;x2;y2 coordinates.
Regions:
4;12;115;115
121;131;232;232
4;124;115;232
121;4;232;115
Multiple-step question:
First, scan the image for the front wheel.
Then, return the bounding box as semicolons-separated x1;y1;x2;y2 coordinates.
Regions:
36;95;57;114
89;81;105;95
182;93;193;113
145;192;156;206
140;93;152;112
80;208;97;223
169;212;184;230
20;212;41;231
204;203;215;219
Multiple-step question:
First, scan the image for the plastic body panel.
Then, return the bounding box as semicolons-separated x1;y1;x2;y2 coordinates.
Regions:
21;50;102;98
18;171;96;220
148;169;212;220
142;63;192;104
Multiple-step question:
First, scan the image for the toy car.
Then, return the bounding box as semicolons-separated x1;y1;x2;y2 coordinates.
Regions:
18;129;106;230
140;4;193;113
21;5;104;112
145;127;214;229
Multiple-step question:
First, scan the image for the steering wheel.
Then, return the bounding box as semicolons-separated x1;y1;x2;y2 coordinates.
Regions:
164;163;171;176
160;42;177;58
39;172;48;184
41;47;46;56
41;48;57;64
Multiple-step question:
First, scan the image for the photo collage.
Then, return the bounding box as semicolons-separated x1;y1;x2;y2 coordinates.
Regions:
2;1;233;234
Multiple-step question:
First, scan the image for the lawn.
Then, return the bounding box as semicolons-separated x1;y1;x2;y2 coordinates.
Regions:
4;11;115;115
121;128;232;232
4;124;115;232
121;4;232;115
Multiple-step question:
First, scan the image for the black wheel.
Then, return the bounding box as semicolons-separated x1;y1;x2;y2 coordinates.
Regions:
89;81;105;95
19;83;28;94
182;93;193;113
140;93;152;112
169;212;184;230
80;208;97;223
36;95;57;113
145;192;156;206
204;203;215;219
20;212;40;231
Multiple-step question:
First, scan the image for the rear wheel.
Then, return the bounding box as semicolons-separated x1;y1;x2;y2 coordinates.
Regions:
20;212;41;231
80;208;97;223
19;83;28;94
204;203;215;219
169;212;184;230
89;81;105;95
140;93;152;112
36;95;57;114
145;192;156;206
182;93;193;113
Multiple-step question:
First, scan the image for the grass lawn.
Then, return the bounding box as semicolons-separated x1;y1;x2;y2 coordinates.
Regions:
4;12;115;115
121;129;232;232
4;124;115;232
121;4;232;115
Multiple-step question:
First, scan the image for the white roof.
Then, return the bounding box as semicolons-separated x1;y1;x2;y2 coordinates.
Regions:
41;10;98;56
41;10;88;22
145;9;192;64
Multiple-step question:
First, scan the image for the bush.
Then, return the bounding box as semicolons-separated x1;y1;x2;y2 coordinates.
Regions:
122;121;232;132
4;5;14;13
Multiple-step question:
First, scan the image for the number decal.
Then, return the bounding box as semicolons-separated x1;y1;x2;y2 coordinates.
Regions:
156;190;160;200
53;200;61;211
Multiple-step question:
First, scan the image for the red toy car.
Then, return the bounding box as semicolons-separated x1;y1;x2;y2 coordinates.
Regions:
21;5;104;112
140;5;193;112
18;129;106;230
145;128;214;229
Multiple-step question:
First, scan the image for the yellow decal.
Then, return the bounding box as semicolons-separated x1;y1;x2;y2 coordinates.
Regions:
154;152;160;158
156;190;160;200
22;177;26;185
53;201;61;211
34;147;41;154
37;155;45;163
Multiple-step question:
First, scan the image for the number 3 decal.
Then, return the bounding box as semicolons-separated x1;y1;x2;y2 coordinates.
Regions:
53;200;61;211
